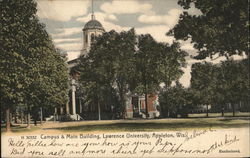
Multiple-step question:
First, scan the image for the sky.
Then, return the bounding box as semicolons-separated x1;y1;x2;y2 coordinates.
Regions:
36;0;245;87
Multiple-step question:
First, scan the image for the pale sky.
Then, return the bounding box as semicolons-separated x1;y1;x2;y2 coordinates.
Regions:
35;0;245;87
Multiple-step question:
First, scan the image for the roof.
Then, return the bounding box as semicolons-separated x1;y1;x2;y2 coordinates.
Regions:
83;19;104;31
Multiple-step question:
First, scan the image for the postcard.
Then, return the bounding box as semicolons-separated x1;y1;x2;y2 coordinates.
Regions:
1;0;249;157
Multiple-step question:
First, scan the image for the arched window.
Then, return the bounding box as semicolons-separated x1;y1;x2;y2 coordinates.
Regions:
91;33;95;42
85;34;88;43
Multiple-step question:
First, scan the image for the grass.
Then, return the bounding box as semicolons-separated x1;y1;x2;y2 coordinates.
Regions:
1;124;40;133
42;117;250;132
1;116;249;133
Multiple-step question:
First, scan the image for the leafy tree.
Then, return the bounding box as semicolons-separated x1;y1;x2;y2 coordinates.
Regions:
113;29;137;116
168;0;249;59
191;62;232;116
190;59;249;116
190;62;218;116
219;59;249;116
159;82;194;118
0;0;68;130
155;42;187;117
1;0;37;131
77;31;186;119
167;0;249;117
77;29;136;119
134;34;162;118
157;42;187;87
77;31;119;120
134;35;187;117
22;17;68;126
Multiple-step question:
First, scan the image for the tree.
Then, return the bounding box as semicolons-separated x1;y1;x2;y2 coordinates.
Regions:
168;0;249;59
1;0;37;131
190;62;218;117
22;17;68;127
219;59;249;116
134;35;187;118
157;42;187;87
113;29;137;116
77;30;186;119
190;59;249;117
0;0;68;130
134;34;162;118
77;29;137;119
159;82;194;118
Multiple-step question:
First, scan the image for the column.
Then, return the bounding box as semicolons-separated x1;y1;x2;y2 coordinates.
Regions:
66;101;69;114
60;107;64;115
72;79;76;115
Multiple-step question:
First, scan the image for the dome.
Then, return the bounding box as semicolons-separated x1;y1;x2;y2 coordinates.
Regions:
83;19;104;31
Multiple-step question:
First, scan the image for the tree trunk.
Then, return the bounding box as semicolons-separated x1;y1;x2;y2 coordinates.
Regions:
14;113;18;124
21;112;23;124
232;103;235;117
165;84;168;118
98;99;101;121
25;114;27;124
118;81;127;119
27;113;31;128
239;101;242;112
40;107;43;125
221;105;224;117
9;112;13;125
6;108;11;132
34;118;37;126
206;104;209;117
54;107;57;122
27;106;31;129
119;89;125;118
145;92;148;119
121;99;125;119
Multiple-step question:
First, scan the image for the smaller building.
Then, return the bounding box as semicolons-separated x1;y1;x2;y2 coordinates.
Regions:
126;94;160;119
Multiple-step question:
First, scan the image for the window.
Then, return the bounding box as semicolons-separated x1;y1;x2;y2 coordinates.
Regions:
91;33;95;42
85;34;88;43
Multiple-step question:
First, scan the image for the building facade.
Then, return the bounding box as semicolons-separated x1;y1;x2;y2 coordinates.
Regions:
126;94;160;119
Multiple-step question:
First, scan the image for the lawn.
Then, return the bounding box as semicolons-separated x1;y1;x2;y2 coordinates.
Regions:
51;118;250;132
1;117;249;133
1;124;40;133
